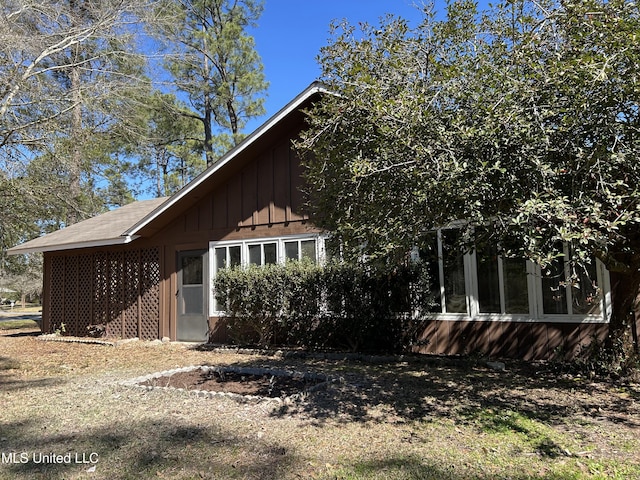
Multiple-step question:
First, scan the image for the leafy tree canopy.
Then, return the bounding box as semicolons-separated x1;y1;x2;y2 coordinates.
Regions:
148;0;268;165
299;0;640;351
301;0;640;272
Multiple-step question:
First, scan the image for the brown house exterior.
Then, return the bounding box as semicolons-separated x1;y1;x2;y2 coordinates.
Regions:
8;83;617;359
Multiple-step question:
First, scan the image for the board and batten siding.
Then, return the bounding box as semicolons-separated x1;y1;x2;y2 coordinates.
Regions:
153;131;320;342
166;138;312;243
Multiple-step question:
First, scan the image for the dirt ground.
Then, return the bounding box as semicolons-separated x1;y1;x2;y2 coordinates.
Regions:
1;328;639;479
139;368;325;397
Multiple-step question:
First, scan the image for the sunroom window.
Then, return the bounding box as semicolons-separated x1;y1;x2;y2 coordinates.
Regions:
248;242;277;266
418;229;609;322
476;242;530;315
214;245;241;272
541;246;602;316
284;239;317;262
442;230;467;314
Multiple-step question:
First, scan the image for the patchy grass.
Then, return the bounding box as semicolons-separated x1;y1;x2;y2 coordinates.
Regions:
0;320;39;331
0;329;639;480
0;305;41;314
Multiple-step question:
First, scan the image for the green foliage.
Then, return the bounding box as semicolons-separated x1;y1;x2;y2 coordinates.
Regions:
301;0;640;269
149;0;268;165
213;260;434;352
214;263;289;346
299;0;640;356
131;91;205;197
2;0;154;224
567;334;640;380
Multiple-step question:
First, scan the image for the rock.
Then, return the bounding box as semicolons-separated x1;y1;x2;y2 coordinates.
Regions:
161;337;171;343
486;361;506;371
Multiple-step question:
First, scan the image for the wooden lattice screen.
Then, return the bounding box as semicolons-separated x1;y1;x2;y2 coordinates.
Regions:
48;247;161;339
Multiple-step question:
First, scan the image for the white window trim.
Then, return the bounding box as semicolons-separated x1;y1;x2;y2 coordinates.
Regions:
209;233;327;316
428;230;611;324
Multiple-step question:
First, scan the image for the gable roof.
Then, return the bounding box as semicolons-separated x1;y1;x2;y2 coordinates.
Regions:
124;81;328;238
7;82;327;255
7;198;169;255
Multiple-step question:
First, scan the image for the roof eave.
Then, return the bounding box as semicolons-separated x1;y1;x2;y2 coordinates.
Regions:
7;235;140;256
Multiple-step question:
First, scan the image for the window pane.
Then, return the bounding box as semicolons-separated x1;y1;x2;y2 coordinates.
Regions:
419;234;442;313
229;246;241;267
542;256;568;314
248;244;261;265
503;257;529;314
477;243;501;313
181;255;202;285
215;247;226;272
442;231;467;313
285;241;299;260
571;261;602;315
229;245;241;268
264;243;277;264
301;240;316;261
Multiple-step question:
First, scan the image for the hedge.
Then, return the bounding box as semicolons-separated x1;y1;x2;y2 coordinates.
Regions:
213;260;435;353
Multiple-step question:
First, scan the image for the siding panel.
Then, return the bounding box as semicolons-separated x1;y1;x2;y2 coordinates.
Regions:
273;141;291;224
257;152;274;225
212;185;228;229
227;175;243;227
242;161;258;226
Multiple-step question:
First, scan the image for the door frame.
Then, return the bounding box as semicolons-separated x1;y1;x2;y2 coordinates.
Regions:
176;249;209;342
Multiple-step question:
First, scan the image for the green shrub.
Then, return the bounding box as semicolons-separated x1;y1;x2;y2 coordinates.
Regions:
213;260;435;352
213;263;289;346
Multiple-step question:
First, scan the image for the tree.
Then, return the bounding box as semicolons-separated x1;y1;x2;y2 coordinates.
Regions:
132;92;205;197
3;254;42;309
1;0;153;226
299;0;640;362
148;0;268;166
1;1;140;157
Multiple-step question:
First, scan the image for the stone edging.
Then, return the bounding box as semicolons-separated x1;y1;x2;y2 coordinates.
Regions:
36;334;139;347
119;365;333;404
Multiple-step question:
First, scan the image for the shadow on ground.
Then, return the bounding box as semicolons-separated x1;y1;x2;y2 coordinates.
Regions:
0;417;578;480
0;417;293;480
0;356;66;392
190;351;640;430
0;330;42;338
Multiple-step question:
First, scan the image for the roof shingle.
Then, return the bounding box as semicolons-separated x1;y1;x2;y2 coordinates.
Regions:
7;197;168;255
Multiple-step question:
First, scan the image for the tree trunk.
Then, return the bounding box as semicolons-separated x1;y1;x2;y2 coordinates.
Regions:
202;16;215;167
66;2;83;226
204;106;214;166
67;60;82;225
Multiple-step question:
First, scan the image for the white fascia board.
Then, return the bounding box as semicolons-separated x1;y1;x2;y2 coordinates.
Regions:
124;82;329;238
7;235;140;255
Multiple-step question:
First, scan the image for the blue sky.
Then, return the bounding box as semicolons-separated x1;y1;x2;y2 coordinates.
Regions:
246;0;434;131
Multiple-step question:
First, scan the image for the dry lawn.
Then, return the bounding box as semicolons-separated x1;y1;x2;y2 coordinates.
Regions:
1;327;639;480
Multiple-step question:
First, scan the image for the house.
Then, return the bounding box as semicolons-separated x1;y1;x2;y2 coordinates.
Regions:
8;82;616;359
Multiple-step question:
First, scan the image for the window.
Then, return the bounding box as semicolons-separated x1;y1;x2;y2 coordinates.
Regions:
441;230;468;313
284;239;317;261
248;242;277;266
417;235;442;313
541;245;603;316
418;229;609;322
214;245;241;273
475;241;530;315
210;234;325;314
